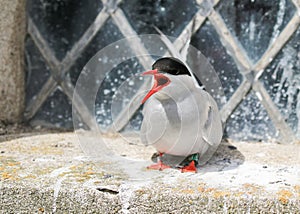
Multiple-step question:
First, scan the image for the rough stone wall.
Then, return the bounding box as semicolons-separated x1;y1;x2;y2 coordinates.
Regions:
0;0;26;122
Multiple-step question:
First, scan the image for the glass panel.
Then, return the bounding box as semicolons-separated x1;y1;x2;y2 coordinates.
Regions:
216;0;296;62
68;19;124;86
25;37;51;105
31;88;73;128
260;27;300;135
225;91;278;141
95;57;145;129
191;20;243;100
120;0;198;36
27;0;103;60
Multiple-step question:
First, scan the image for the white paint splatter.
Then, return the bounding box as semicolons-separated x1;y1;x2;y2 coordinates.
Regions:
118;183;133;214
52;176;66;213
270;0;286;45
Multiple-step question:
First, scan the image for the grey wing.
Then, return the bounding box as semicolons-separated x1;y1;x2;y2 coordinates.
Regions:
202;92;223;146
140;98;168;146
198;92;223;165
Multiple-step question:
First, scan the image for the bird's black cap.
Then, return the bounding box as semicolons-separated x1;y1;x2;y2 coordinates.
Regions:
152;57;191;76
152;57;204;88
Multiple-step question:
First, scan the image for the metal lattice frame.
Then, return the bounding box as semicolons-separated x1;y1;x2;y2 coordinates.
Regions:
25;0;300;143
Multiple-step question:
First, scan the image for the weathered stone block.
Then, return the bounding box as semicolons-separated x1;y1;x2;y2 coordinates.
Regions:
0;0;26;122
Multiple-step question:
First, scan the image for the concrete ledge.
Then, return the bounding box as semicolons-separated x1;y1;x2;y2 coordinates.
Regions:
0;132;299;213
0;0;26;122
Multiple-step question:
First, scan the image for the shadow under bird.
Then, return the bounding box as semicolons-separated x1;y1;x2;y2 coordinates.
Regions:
140;57;223;172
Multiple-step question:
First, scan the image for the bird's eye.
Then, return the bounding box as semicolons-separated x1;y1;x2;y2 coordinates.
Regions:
157;76;169;85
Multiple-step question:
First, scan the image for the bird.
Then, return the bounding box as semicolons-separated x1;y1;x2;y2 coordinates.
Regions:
140;57;223;172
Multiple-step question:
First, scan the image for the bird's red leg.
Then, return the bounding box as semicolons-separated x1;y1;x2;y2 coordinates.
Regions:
147;153;171;171
181;160;197;173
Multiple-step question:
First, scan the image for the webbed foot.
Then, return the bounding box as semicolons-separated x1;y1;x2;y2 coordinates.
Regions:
181;160;197;173
147;160;171;171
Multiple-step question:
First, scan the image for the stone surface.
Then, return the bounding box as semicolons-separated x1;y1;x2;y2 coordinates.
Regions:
0;0;26;122
0;131;299;213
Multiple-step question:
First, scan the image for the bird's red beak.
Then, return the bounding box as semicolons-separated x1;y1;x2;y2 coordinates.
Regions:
141;69;170;104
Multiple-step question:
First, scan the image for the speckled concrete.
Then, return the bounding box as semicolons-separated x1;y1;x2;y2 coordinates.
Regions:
0;132;299;213
0;0;26;122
